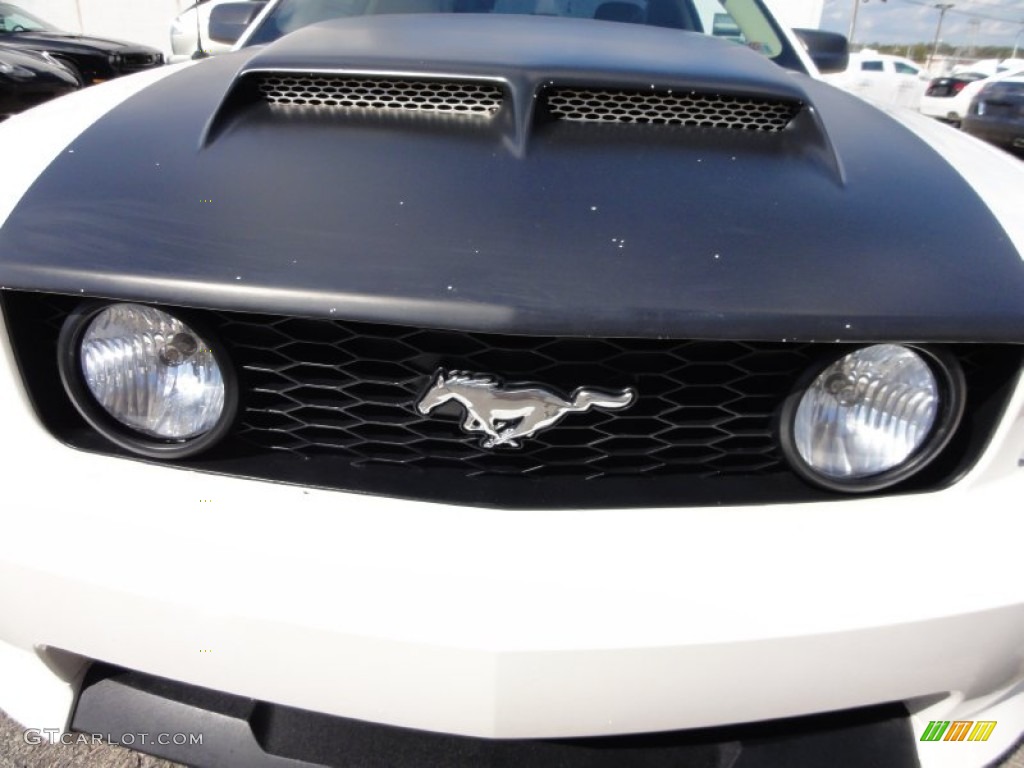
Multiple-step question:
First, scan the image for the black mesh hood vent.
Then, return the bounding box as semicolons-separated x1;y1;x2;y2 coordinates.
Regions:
545;86;802;131
254;73;505;116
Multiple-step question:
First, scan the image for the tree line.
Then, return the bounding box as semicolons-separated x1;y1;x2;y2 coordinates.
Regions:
854;43;1017;63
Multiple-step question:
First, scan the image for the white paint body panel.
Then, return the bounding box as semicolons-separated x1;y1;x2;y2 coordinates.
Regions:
881;105;1024;261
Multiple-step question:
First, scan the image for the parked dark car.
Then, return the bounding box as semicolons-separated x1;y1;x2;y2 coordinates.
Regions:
0;2;163;84
0;43;78;118
962;74;1024;153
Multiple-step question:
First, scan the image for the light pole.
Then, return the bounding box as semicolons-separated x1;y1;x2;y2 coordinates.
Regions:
848;0;862;46
927;4;954;74
848;0;888;51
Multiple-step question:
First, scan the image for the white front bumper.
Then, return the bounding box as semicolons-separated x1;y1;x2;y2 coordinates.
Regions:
1;309;1023;763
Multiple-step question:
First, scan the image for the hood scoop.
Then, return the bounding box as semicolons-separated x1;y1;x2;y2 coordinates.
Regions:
251;72;799;133
238;14;810;100
207;14;838;179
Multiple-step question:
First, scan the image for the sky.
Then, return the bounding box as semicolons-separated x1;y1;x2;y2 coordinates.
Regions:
819;0;1024;49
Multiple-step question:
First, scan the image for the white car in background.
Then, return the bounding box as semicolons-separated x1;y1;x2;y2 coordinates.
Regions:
169;0;255;62
823;50;929;109
954;57;1024;78
921;67;1024;126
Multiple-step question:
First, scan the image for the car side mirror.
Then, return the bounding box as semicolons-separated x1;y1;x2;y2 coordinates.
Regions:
792;28;849;75
209;2;268;45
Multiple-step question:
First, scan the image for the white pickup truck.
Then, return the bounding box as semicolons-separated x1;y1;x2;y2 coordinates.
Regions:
823;49;929;109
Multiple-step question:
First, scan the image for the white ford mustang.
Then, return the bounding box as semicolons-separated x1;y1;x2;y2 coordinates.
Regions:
0;1;1023;767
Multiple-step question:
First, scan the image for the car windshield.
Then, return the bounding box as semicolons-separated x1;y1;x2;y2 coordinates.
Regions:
244;0;793;65
0;3;59;33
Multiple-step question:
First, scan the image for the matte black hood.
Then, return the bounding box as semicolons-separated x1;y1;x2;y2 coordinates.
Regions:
0;15;1021;343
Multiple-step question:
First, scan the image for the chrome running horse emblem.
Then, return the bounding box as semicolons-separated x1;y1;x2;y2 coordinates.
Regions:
417;370;636;449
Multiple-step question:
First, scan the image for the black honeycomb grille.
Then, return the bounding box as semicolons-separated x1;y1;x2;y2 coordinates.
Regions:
118;52;163;71
216;312;816;479
6;292;1018;509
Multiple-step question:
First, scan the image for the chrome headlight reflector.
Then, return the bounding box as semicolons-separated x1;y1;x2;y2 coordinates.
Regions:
59;303;236;458
780;344;964;492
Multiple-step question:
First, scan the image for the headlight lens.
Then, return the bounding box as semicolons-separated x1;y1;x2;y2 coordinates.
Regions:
59;302;236;458
783;345;963;491
80;304;225;439
0;61;34;78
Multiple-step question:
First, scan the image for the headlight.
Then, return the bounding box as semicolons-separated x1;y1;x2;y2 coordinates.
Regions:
39;51;68;73
58;303;237;458
0;61;35;78
779;345;964;492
